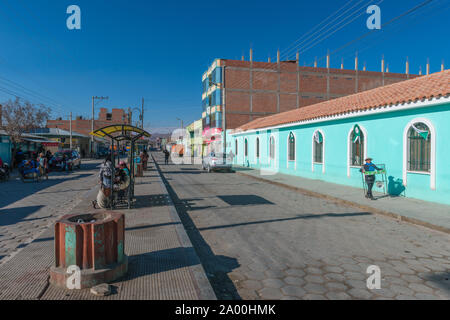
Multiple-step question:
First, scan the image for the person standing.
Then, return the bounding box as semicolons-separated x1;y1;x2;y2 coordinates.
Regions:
93;154;114;209
361;158;381;200
38;153;49;180
163;149;170;165
142;149;149;170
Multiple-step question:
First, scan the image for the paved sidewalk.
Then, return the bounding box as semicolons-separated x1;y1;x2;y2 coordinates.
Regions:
0;158;215;300
234;167;450;234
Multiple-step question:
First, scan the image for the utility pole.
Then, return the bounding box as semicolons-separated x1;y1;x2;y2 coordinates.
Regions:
222;65;227;163
141;98;144;129
69;112;73;150
91;96;108;157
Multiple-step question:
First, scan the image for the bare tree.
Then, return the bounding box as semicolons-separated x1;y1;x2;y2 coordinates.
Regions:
1;97;51;167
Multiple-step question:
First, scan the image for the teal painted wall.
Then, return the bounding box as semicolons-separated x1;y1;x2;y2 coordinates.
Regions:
232;102;450;205
0;136;12;164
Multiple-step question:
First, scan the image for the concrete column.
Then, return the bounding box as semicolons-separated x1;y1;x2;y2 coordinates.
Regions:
355;53;359;93
277;49;280;113
406;57;410;79
296;52;300;108
326;51;330;101
249;49;253;120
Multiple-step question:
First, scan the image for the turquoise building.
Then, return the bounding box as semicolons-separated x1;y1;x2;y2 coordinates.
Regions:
231;70;450;205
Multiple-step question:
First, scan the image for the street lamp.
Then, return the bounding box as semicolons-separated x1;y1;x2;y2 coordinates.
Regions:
91;96;108;157
208;79;226;163
130;107;143;128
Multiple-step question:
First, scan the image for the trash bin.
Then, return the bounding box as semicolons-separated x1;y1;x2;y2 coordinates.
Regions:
50;211;128;289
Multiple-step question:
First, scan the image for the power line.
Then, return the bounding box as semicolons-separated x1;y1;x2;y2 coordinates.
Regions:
299;0;383;56
308;0;436;67
280;0;369;60
326;0;449;71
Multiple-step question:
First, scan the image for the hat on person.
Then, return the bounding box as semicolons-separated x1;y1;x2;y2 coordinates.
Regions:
365;157;373;161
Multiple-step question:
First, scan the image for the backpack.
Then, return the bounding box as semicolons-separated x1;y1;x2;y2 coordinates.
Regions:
102;162;113;178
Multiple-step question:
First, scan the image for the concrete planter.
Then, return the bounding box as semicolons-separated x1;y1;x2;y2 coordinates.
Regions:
50;211;128;289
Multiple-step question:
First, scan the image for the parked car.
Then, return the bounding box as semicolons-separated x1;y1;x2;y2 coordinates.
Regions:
202;152;232;173
50;150;81;171
96;147;109;159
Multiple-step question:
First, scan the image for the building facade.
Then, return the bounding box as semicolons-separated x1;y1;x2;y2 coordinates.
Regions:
28;128;92;157
202;56;418;135
46;108;130;137
231;70;450;205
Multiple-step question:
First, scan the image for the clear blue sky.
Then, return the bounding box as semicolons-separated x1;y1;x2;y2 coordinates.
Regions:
0;0;448;132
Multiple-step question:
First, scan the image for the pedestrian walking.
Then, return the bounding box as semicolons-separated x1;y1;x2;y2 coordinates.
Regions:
163;149;170;165
141;149;149;170
361;157;382;200
38;152;49;180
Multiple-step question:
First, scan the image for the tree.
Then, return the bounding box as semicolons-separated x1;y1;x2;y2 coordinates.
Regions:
1;97;51;167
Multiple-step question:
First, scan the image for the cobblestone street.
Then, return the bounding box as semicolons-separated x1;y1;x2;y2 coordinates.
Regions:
153;153;450;300
0;160;101;264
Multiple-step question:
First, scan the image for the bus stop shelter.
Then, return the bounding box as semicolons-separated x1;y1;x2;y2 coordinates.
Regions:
90;124;151;209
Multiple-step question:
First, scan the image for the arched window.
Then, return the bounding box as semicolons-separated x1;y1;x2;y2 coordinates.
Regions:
313;130;323;164
256;137;260;158
244;138;248;157
350;125;365;166
407;122;431;172
235;139;238;156
288;132;295;161
269;136;275;160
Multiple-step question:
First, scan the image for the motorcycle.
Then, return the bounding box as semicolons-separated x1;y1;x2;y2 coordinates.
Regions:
0;163;9;181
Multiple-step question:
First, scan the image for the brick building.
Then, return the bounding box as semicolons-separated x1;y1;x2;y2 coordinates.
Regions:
202;55;419;133
46;108;130;137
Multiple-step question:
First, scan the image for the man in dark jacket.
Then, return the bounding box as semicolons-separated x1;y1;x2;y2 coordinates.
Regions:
163;149;170;165
361;158;382;200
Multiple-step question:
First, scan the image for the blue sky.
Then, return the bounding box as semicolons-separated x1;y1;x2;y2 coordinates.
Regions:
0;0;448;132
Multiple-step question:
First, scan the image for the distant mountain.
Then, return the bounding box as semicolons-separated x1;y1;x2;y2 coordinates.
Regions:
149;132;172;141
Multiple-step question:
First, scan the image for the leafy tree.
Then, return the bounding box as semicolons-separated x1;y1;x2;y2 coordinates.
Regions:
1;97;51;167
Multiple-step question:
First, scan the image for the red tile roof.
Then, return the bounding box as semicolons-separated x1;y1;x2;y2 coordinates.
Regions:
237;70;450;132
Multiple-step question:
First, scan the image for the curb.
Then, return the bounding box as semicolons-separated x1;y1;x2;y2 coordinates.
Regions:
236;171;450;235
151;154;217;300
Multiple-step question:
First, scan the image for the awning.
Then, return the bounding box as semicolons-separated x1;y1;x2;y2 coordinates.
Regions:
90;125;151;142
22;138;60;146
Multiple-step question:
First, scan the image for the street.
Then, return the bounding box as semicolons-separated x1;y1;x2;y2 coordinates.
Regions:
153;152;450;300
1;154;449;300
0;160;101;264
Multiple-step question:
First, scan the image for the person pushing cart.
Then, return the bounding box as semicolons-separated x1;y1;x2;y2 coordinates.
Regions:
360;157;383;200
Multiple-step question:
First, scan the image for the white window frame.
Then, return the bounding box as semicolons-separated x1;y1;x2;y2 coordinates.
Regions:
347;125;368;177
403;118;436;190
244;138;248;157
287;131;297;169
311;129;325;173
269;134;276;166
255;136;260;162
